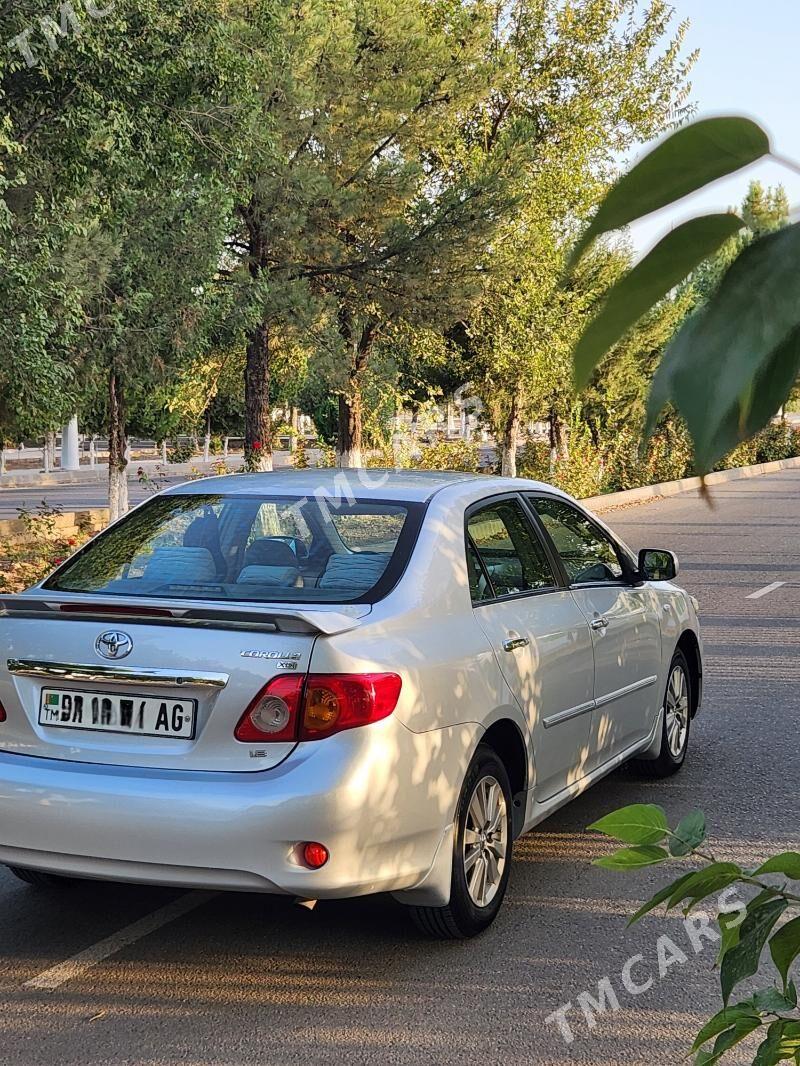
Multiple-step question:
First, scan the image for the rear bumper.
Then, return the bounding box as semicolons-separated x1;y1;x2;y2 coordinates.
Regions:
0;717;477;899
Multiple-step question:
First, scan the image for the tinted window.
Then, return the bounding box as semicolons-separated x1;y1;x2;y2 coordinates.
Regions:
330;507;407;552
45;494;420;604
467;499;555;601
531;497;623;585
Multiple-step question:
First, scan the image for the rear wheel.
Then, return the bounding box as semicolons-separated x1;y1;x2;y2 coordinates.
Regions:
7;867;71;889
410;744;513;939
633;649;692;778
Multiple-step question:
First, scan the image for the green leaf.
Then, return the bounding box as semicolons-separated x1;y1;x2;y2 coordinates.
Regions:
718;911;744;967
695;1016;764;1065
770;916;800;990
749;987;797;1015
721;899;789;1004
669;810;708;858
774;1020;800;1057
593;845;670;870
692;1005;759;1052
588;804;669;845
573;214;742;388
716;889;777;966
569;116;769;266
628;869;700;926
665;863;742;911
753;1021;786;1066
645;223;800;474
755;853;800;881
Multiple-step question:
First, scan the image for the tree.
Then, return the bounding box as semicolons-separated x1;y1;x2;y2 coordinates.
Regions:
1;1;258;512
224;0;516;469
450;0;695;476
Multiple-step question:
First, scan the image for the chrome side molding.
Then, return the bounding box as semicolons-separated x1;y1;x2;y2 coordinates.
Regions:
6;659;229;689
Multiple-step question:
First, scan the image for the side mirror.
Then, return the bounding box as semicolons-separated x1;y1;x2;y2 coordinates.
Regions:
638;548;679;582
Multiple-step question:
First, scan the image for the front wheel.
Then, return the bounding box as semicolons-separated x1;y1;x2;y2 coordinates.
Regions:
633;649;692;778
410;744;513;939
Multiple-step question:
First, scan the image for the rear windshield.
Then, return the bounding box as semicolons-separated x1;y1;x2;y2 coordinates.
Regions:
43;493;422;604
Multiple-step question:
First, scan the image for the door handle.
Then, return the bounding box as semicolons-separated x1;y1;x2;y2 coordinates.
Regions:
503;636;530;652
589;617;609;632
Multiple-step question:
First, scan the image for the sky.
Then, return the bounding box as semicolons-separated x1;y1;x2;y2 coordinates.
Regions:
629;0;800;253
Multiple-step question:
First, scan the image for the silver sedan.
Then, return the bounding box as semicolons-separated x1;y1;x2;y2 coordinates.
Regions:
0;470;702;937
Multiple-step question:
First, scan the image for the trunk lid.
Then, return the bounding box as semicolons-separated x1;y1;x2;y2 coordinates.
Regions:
0;593;365;772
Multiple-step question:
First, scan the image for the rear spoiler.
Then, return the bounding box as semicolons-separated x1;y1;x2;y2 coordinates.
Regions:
0;595;362;637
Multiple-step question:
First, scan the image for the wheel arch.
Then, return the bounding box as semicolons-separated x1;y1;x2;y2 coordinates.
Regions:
481;717;528;838
676;629;703;717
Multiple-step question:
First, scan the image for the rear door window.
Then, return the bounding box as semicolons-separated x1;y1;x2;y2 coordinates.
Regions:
467;498;555;601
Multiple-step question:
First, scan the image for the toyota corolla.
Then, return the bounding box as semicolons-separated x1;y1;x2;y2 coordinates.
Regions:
0;471;702;937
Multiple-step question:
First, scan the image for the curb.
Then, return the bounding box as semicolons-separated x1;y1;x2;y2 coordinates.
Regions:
582;455;800;513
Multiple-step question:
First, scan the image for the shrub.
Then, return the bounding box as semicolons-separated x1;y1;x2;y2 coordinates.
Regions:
413;439;480;472
549;431;605;499
0;502;91;594
754;422;794;464
167;442;195;463
291;438;310;469
604;424;693;492
715;438;759;471
517;439;550;481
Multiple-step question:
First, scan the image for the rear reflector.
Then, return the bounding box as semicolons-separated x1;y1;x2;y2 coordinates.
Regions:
234;673;402;744
302;842;329;869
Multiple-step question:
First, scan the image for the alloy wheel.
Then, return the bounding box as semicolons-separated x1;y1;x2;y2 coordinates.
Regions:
463;774;508;908
665;664;690;757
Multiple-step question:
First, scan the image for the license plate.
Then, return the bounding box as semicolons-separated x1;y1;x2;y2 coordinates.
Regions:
39;688;197;740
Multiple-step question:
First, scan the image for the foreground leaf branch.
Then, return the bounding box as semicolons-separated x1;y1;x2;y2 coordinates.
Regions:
570;116;800;476
590;805;800;1064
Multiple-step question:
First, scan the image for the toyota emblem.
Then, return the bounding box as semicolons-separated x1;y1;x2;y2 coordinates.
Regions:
95;631;133;660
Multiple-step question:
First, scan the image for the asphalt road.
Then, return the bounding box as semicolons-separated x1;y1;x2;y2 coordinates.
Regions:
0;480;186;517
1;470;798;1065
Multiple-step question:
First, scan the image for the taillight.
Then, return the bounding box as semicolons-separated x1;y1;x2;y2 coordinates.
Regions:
234;675;303;742
301;674;402;739
234;673;401;743
0;700;5;723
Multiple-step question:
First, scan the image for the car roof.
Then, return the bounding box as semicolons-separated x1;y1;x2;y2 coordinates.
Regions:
165;468;567;504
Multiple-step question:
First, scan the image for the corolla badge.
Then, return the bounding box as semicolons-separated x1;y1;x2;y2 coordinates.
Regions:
95;631;133;660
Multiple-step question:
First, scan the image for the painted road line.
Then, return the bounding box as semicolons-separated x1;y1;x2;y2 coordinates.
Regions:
23;890;217;992
747;581;787;600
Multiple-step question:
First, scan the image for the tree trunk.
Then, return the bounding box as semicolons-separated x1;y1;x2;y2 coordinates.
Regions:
337;392;363;468
108;368;129;521
500;396;520;478
336;311;377;468
548;409;569;476
289;406;299;452
203;412;211;463
244;317;273;472
45;430;57;470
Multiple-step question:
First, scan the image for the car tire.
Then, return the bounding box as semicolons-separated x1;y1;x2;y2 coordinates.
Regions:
632;649;692;778
409;743;513;939
7;866;71;889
